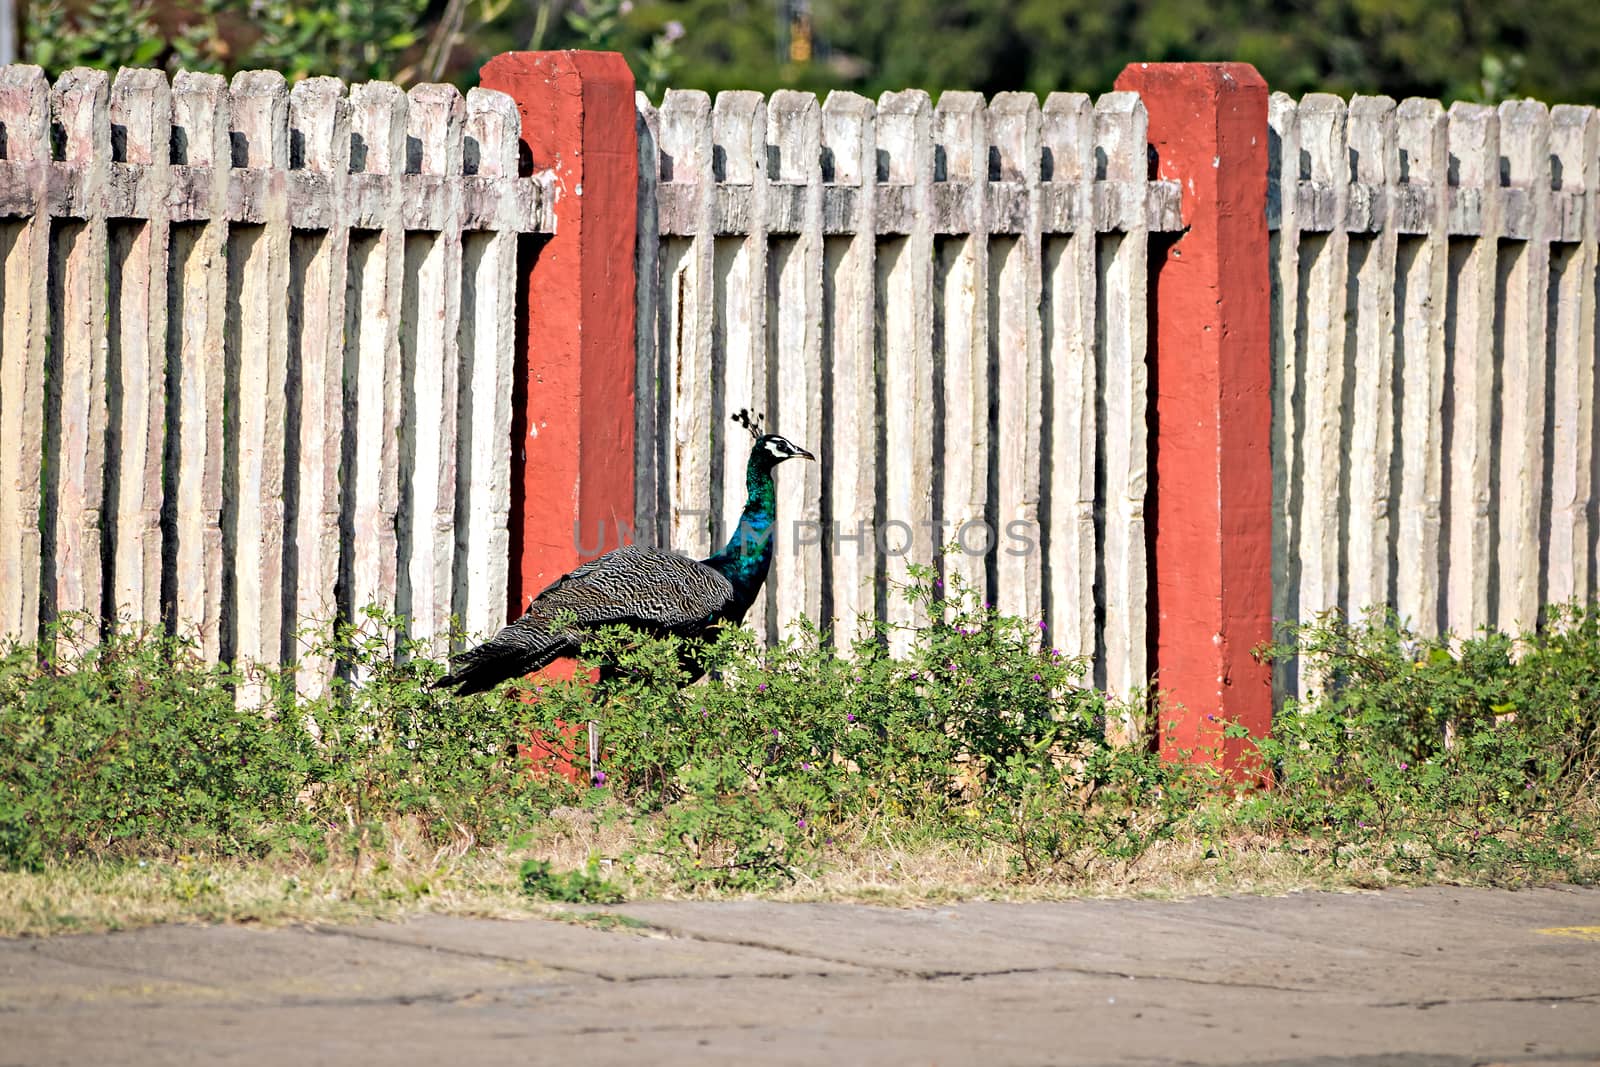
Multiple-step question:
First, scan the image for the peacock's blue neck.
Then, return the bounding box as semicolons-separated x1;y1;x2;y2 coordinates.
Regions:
703;453;778;610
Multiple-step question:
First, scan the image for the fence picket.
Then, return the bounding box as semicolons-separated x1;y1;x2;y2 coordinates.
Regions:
0;66;50;642
1392;97;1449;636
711;91;769;631
168;72;230;659
819;91;878;644
1443;103;1500;637
286;76;349;692
45;69;111;636
1495;100;1554;631
933;92;991;608
1292;94;1349;642
876;89;936;653
657;91;715;561
457;87;521;640
989;92;1044;624
634;93;662;551
1545;106;1598;606
1092;91;1148;702
1041;92;1097;667
225;69;290;693
398;82;464;657
106;69;171;628
1343;96;1398;618
767;90;825;636
345;82;407;626
1268;92;1302;698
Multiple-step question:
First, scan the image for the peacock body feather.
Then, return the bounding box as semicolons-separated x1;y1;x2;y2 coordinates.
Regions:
436;424;812;695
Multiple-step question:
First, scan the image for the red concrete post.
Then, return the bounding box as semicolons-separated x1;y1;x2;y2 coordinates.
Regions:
1113;63;1273;782
479;51;638;623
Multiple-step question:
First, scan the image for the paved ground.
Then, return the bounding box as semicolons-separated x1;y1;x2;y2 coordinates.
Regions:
2;886;1597;1066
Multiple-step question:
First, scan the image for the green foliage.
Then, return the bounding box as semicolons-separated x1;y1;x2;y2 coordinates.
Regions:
26;0;429;83
1249;606;1600;882
519;855;625;902
526;565;1188;888
0;611;564;872
2;589;1595;898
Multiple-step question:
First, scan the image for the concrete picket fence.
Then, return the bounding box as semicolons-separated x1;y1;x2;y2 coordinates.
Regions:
0;63;546;696
1;52;1596;778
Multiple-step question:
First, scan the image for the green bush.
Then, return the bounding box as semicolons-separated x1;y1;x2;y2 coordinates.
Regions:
2;585;1595;895
0;611;565;872
526;566;1188;888
1251;606;1600;882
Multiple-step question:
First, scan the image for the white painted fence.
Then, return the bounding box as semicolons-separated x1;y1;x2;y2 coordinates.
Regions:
633;88;1184;692
1269;94;1599;671
0;65;549;686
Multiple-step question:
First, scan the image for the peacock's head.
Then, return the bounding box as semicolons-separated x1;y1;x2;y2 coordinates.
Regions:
733;409;816;469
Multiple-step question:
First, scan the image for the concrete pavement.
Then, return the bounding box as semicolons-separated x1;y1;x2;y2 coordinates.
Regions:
2;886;1597;1065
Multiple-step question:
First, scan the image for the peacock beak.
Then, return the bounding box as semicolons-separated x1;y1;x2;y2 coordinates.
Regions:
793;445;817;462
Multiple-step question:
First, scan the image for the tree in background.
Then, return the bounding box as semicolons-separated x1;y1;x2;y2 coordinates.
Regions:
20;0;1600;106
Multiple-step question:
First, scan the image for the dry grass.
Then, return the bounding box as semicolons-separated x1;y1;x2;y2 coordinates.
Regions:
0;811;1467;939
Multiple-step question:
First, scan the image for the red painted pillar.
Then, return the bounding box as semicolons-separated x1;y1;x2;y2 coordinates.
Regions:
1113;63;1273;782
480;51;638;623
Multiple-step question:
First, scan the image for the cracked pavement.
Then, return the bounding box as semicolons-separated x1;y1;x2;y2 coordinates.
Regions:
2;886;1597;1065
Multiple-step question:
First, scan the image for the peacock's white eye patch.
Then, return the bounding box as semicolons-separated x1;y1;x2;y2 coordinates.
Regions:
765;439;789;458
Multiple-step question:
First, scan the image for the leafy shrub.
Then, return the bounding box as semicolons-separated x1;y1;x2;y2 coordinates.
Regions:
1251;606;1600;882
0;611;565;872
519;855;624;903
526;566;1189;888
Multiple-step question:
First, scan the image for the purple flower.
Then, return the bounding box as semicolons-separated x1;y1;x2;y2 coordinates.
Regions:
592;770;607;785
771;728;779;737
802;762;812;771
1038;620;1047;630
909;671;919;680
1399;762;1409;771
758;682;768;692
1031;673;1042;683
663;19;685;42
797;817;807;828
846;713;856;723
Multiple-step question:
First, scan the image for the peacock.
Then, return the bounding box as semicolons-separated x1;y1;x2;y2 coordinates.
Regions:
435;409;815;696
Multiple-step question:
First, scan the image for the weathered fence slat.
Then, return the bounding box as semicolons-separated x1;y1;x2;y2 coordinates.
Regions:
1268;91;1302;698
168;71;231;659
1443;103;1500;637
345;82;407;628
1545;105;1598;607
933;91;991;608
225;69;290;695
876;89;936;653
47;69;111;633
456;87;520;641
1291;94;1350;644
1392;97;1450;636
1495;100;1554;632
989;92;1044;624
398;82;465;658
106;68;171;628
0;65;50;642
1092;91;1148;700
633;92;663;554
1042;92;1097;666
711;91;769;631
1342;95;1398;619
286;76;349;693
819;90;878;645
657;91;716;561
767;90;824;636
